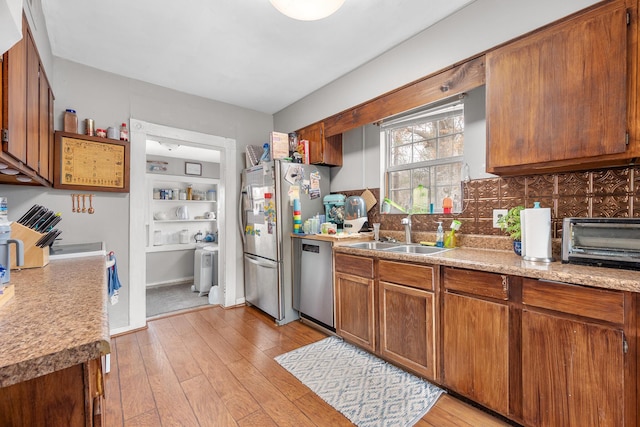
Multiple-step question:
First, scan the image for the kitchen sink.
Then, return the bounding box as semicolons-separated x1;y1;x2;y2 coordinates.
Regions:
383;244;450;255
346;241;402;250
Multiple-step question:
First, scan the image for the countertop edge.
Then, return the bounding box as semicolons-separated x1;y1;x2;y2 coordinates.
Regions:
0;256;111;388
334;246;640;292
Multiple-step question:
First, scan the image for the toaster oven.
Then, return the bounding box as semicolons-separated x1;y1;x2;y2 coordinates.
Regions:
562;217;640;270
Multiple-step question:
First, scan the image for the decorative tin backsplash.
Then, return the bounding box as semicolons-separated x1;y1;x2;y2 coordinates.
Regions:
338;166;640;239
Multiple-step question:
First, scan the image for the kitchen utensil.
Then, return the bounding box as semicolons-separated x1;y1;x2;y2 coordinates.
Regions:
24;206;47;229
71;194;76;213
81;195;87;213
88;195;95;214
76;195;81;213
361;189;377;212
39;213;61;231
17;205;41;224
34;211;54;231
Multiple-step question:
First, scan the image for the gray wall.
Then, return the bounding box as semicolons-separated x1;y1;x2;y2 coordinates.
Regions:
329;86;492;193
4;4;273;330
274;0;600;187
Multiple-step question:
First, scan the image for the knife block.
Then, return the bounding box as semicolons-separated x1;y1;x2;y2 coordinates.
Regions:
9;222;49;269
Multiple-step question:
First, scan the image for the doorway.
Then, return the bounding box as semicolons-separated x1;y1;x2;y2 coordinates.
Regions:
127;119;239;332
144;137;221;317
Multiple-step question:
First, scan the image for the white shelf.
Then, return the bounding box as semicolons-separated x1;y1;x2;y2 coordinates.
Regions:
152;199;216;203
153;219;216;223
146;243;197;253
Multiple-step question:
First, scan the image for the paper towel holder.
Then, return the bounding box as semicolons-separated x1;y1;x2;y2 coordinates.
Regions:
521;202;554;263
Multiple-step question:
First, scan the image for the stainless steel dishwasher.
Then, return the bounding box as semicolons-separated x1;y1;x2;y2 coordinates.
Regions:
297;239;334;329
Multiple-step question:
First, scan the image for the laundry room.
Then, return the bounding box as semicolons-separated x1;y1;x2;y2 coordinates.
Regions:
144;138;221;317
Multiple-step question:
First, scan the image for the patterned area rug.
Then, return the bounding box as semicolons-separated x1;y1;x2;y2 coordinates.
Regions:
275;336;445;427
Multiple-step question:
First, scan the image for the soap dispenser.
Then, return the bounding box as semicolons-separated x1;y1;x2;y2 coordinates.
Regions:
436;222;444;248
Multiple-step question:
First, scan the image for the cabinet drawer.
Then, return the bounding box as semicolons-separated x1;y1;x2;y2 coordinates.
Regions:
443;267;508;300
522;278;624;324
334;253;374;279
379;260;434;291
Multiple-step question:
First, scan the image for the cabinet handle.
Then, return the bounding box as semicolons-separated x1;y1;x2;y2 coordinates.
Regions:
501;275;509;293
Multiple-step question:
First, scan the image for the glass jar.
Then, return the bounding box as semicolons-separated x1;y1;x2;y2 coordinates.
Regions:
63;109;78;133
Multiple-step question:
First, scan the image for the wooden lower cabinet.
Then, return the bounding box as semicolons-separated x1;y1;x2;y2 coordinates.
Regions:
0;358;105;426
521;278;630;427
442;267;511;418
522;310;624;427
335;253;376;352
379;281;435;379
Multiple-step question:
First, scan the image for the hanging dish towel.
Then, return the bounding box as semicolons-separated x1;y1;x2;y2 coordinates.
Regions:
107;251;122;305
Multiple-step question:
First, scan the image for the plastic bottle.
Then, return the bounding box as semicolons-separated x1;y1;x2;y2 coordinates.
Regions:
436;222;444;248
120;123;129;141
63;109;78;133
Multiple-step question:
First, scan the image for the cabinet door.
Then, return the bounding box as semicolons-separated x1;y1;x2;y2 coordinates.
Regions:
296;122;342;166
25;30;39;172
522;310;625;427
335;271;375;352
38;72;53;182
443;292;510;416
4;15;27;164
379;281;435;379
486;1;628;173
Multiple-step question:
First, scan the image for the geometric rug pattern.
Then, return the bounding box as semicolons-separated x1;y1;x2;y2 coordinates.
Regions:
275;336;445;427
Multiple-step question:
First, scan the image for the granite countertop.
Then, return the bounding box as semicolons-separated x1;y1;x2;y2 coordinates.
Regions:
0;256;110;388
334;237;640;293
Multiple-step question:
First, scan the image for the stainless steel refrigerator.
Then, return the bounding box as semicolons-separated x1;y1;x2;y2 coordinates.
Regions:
240;160;330;325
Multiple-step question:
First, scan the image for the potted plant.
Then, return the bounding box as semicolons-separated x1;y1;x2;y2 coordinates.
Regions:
497;205;524;255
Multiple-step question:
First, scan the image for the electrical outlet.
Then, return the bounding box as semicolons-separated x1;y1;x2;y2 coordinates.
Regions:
493;209;508;228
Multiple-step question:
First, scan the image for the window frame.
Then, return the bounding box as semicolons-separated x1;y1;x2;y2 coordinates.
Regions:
381;99;465;214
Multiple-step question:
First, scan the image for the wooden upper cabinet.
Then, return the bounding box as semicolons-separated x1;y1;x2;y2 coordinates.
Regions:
4;15;28;166
486;1;629;174
26;31;40;172
1;13;54;185
296;121;343;166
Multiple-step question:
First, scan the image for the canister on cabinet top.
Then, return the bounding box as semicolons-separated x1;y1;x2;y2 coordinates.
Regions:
85;118;95;136
63;109;78;133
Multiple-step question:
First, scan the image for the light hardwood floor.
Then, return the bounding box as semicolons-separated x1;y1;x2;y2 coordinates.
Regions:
105;305;510;426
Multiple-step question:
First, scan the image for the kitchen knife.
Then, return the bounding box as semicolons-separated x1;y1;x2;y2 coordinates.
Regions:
39;213;61;232
34;211;54;231
35;231;51;247
45;215;62;231
38;229;60;248
24;206;48;229
46;230;62;247
17;205;41;225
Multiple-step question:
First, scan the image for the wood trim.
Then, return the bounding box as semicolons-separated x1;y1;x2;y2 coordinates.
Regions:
323;55;486;137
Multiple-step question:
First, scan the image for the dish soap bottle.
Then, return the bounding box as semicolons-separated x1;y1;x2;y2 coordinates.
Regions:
436;222;444;248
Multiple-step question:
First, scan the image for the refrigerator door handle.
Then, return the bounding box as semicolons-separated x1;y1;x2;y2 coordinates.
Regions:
244;254;277;269
239;189;246;247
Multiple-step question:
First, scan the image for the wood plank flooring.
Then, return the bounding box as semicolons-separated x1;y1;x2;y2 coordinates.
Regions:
105;305;510;426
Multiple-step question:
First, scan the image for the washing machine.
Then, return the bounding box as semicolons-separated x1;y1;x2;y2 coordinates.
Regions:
193;244;218;297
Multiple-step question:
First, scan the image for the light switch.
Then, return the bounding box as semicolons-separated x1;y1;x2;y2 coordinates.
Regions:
493;209;508;228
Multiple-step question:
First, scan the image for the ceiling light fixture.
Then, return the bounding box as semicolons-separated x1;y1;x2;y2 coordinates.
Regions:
270;0;345;21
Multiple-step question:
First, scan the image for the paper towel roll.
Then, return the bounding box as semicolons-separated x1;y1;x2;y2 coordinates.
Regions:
521;206;553;262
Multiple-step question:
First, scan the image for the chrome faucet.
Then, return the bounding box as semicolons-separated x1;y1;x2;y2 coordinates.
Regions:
401;215;412;244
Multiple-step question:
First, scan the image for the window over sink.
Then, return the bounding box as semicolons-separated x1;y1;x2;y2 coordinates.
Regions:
381;97;466;214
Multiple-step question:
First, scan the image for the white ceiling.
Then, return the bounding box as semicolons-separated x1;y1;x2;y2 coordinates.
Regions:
41;0;475;115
